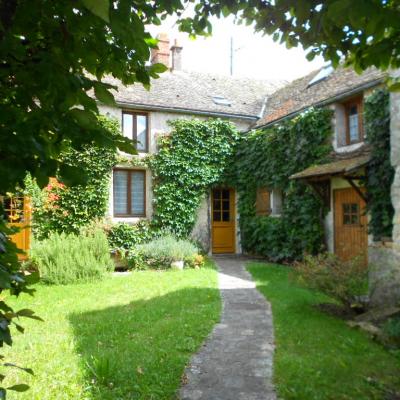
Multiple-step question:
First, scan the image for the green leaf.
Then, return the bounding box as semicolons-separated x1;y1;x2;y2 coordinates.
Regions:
7;384;29;392
16;309;43;322
149;63;168;74
82;0;110;22
4;364;34;376
93;82;116;106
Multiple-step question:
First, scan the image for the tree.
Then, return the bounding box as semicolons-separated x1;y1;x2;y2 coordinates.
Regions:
2;0;399;194
0;0;398;395
190;0;400;82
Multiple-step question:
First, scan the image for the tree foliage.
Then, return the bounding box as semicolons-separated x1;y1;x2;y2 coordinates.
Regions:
148;119;239;237
234;108;333;262
365;88;395;240
25;116;119;239
189;0;400;82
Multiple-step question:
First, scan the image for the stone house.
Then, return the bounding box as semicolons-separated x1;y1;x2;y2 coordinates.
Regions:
96;34;398;304
99;33;281;254
255;65;399;306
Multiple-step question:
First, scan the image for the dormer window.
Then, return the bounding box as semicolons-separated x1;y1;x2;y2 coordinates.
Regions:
344;97;363;145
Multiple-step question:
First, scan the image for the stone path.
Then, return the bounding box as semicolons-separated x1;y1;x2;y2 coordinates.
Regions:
179;256;276;400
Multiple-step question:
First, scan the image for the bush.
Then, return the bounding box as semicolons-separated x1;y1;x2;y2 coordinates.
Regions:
293;253;368;310
30;229;114;284
128;234;203;270
106;221;155;252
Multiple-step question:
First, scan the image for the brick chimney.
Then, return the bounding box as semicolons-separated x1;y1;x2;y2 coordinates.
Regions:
170;39;183;71
151;32;170;67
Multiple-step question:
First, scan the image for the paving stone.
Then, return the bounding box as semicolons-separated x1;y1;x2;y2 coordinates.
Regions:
179;257;277;400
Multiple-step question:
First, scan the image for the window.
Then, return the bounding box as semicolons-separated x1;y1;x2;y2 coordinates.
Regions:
213;188;231;222
113;169;145;217
255;188;271;216
344;98;363;144
122;111;149;152
343;203;359;225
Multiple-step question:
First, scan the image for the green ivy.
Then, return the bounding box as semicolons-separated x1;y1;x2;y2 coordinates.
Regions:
148;119;240;237
365;88;395;240
234;108;333;262
26;116;119;238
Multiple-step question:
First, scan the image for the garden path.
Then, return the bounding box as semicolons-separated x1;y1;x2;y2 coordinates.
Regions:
179;256;276;400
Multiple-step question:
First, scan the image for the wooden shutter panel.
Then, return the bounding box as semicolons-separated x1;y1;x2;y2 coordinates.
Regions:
256;188;271;216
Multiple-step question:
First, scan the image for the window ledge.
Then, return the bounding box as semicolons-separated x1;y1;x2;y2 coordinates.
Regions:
335;141;364;153
112;216;147;224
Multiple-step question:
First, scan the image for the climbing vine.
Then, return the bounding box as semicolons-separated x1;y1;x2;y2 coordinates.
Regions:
26;116;119;238
365;88;395;240
234;108;333;262
148;119;239;237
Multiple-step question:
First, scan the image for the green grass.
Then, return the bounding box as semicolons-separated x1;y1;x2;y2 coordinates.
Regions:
247;262;400;400
3;261;220;400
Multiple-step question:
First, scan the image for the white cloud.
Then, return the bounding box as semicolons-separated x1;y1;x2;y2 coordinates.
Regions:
148;16;325;82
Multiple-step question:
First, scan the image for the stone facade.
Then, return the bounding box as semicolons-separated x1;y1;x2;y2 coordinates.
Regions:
99;104;250;253
366;84;400;306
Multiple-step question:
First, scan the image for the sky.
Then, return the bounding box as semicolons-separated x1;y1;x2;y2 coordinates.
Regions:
149;16;325;82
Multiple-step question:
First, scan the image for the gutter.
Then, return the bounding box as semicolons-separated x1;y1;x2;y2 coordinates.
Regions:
252;77;384;131
115;101;259;121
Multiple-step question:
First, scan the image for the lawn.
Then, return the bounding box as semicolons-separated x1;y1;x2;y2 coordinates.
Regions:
248;262;400;400
2;261;220;400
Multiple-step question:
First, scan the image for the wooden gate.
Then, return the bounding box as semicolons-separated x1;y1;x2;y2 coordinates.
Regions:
2;196;32;259
211;188;235;254
334;188;368;263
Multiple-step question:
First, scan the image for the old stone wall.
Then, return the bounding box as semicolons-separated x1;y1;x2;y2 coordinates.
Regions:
369;86;400;306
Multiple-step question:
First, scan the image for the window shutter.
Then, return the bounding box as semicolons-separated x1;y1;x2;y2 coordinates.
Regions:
256;188;271;216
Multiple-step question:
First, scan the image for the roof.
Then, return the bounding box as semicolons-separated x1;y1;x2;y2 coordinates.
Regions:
290;154;371;180
256;66;385;128
104;71;283;119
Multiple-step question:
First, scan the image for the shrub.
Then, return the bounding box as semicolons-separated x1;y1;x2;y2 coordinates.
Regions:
293;253;368;310
128;234;202;270
30;229;114;284
106;221;155;252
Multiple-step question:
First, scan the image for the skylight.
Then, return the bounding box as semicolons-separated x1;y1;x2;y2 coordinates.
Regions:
212;95;231;106
308;65;334;87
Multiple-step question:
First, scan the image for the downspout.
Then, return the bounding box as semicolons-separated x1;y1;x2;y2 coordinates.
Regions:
258;96;269;119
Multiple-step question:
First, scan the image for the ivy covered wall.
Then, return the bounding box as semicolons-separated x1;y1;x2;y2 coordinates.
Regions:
365;88;395;240
148;119;239;238
26;116;119;238
234;108;333;262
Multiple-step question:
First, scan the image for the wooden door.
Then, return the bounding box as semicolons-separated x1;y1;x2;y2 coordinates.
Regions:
2;196;31;260
334;188;368;263
212;188;235;254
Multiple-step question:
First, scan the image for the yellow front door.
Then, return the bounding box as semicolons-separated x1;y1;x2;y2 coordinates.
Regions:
3;196;32;260
212;188;235;254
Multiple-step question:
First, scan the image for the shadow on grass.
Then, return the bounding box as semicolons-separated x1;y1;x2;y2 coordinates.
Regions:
69;287;220;400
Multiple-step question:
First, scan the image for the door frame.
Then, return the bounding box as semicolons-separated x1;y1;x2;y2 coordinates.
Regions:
211;187;236;254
